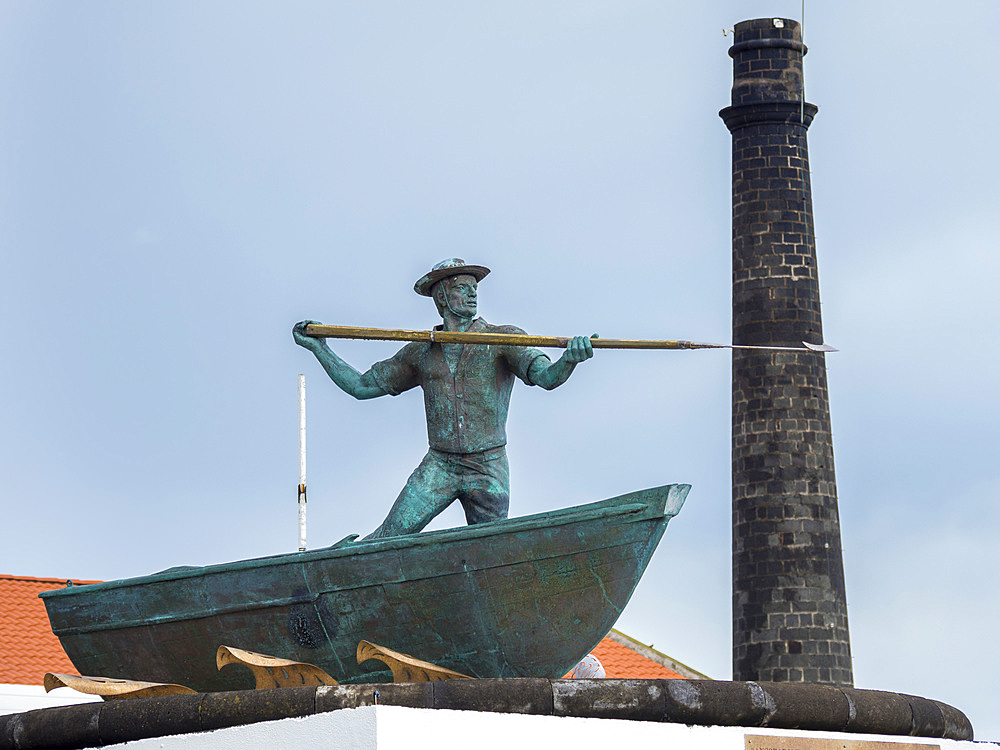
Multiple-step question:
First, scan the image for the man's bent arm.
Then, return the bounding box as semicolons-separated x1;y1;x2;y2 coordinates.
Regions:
529;335;594;390
293;321;388;400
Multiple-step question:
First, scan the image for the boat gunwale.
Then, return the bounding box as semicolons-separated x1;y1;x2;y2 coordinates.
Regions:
48;532;662;636
41;485;686;601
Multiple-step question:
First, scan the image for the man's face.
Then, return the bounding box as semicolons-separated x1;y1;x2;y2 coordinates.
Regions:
439;274;478;319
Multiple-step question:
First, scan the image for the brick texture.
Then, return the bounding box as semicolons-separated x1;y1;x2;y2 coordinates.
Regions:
720;18;853;687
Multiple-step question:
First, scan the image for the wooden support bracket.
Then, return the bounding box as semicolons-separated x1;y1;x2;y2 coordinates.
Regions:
356;640;472;682
216;645;339;689
43;673;196;700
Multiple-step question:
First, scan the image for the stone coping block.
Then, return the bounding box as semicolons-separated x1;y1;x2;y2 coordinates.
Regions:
0;680;973;749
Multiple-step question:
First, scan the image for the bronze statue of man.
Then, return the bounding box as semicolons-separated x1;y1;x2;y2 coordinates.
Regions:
293;258;594;539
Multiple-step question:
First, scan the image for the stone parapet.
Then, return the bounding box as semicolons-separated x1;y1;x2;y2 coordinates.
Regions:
0;680;975;748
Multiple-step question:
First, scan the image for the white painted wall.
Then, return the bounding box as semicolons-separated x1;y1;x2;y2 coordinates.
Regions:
0;684;101;715
102;706;1000;750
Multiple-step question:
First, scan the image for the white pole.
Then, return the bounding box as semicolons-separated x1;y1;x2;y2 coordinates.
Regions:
297;373;307;552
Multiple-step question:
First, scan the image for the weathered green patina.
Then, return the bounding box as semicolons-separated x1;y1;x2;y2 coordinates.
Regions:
41;484;689;691
39;261;689;694
292;258;595;539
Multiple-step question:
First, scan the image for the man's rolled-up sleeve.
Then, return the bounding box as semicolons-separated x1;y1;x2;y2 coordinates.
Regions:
498;327;550;386
369;343;421;396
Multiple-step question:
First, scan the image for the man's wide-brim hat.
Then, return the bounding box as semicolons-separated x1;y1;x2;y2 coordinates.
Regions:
414;258;491;297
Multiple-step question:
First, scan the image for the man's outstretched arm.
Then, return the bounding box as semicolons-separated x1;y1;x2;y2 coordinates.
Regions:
529;335;595;390
293;321;388;400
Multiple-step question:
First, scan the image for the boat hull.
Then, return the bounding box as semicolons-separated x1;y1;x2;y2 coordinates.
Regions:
42;484;688;691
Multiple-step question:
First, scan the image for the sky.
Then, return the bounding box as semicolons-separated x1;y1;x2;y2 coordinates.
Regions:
2;0;998;739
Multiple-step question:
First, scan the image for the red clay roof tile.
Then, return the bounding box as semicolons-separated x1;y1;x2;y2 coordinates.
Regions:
590;636;687;679
0;574;99;685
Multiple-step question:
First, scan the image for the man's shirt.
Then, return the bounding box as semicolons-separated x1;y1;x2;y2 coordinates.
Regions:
370;318;549;454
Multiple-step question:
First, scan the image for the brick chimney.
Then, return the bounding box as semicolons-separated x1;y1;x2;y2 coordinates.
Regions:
720;18;853;686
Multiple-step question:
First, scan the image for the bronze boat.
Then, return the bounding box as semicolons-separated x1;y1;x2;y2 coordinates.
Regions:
41;484;688;691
